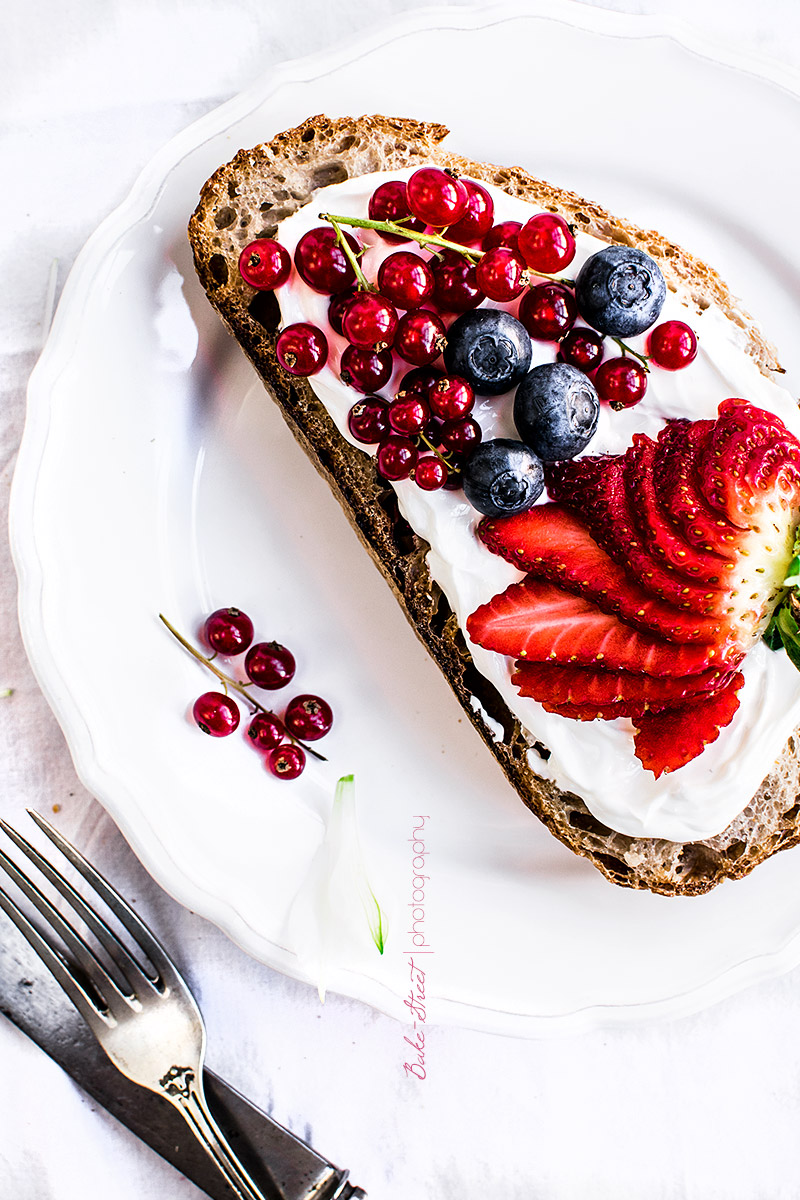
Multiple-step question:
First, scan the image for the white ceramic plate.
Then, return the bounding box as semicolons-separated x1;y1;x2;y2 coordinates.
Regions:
12;1;800;1036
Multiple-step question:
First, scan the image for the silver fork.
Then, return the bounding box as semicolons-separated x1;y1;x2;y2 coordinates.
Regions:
0;810;272;1200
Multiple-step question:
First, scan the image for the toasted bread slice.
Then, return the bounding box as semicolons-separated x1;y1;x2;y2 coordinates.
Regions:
188;113;800;896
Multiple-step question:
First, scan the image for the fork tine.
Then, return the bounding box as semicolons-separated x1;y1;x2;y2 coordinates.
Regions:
26;809;181;993
0;875;112;1039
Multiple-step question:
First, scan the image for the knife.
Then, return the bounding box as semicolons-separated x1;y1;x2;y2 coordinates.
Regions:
0;916;365;1199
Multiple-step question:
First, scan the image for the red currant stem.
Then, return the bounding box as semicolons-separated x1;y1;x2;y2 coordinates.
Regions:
529;273;577;288
418;432;456;468
327;217;374;292
320;212;483;263
158;614;326;762
612;337;650;372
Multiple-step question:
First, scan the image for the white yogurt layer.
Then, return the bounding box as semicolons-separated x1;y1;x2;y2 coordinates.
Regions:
274;168;800;842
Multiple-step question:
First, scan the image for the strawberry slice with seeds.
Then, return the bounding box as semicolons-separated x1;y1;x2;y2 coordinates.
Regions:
466;578;725;676
652;419;741;556
624;433;733;586
632;671;745;776
545;455;722;614
511;661;731;709
478;504;723;643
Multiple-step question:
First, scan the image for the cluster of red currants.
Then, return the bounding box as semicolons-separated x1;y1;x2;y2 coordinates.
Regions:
165;608;333;780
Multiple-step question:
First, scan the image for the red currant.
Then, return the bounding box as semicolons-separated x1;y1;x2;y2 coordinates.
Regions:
559;327;605;372
429;375;474;421
348;396;390;444
439;417;482;454
327;287;358;335
394;310;446;366
475;246;527;302
482;220;522;252
276;324;328;376
595;357;648;409
406;168;469;228
647;320;698;370
247;711;285;750
340;344;393;392
193;692;240;737
414;456;448;491
388;395;430;436
519;283;577;341
368;180;425;243
376;436;419;481
244;641;296;689
432;252;484;312
377;252;434;309
238;239;291;290
268;743;306;779
342;293;398;350
294;227;360;294
445;180;494;245
203;607;254;655
284;694;333;741
396;367;444;400
518;213;576;275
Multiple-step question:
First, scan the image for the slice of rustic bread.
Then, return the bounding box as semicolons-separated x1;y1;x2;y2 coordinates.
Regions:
188;113;800;896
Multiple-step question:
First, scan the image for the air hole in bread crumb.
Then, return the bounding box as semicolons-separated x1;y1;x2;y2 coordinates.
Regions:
337;136;356;152
248;290;281;332
227;181;239;199
208;255;228;287
595;853;631;878
255;226;278;240
213;207;236;230
568;809;611;837
312;163;348;189
302;126;316;142
722;839;747;861
783;802;800;821
259;201;274;213
376;490;417;556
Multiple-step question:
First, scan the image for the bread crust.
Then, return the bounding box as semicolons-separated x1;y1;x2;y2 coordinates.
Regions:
189;113;800;895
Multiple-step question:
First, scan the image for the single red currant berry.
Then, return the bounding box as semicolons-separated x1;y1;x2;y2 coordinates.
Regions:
406;167;469;227
368;180;425;243
519;283;578;341
445;180;495;245
203;607;254;655
559;327;605;372
276;324;328;376
414;456;448;491
238;239;291;290
340;344;393;392
193;692;240;737
244;641;296;689
439;417;482;454
377;252;434;310
595;357;648;409
518;213;576;275
284;694;334;741
475;246;528;302
376;436;419;481
388;395;430;436
348;396;390;444
647;320;698;370
432;252;484;312
396;367;444;402
268;743;306;779
294;227;360;294
429;375;475;421
342;293;398;349
394;310;446;366
327;287;358;335
247;711;286;750
482;220;522;252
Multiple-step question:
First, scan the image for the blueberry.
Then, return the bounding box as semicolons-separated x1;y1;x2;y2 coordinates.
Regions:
575;245;666;338
513;363;599;461
462;439;544;517
443;309;532;396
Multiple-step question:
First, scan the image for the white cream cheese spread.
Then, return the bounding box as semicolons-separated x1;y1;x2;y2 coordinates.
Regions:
274;167;800;842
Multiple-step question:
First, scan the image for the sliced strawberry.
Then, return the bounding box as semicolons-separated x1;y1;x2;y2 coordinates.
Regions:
652;419;741;556
632;671;745;776
624;433;733;586
545;456;722;614
478;504;723;643
466;578;726;676
510;660;731;708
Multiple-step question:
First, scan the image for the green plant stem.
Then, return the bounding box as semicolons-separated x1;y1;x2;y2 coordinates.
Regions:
612;337;650;370
159;614;326;762
327;217;374;291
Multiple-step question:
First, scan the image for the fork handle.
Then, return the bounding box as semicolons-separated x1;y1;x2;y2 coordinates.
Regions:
173;1082;274;1200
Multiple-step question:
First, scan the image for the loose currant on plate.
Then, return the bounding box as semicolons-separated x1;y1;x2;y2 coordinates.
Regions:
203;607;254;655
193;692;240;737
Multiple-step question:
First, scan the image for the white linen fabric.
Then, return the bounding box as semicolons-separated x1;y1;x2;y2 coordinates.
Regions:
3;2;800;1197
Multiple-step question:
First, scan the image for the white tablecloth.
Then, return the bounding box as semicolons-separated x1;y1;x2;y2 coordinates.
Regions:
3;1;800;1196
